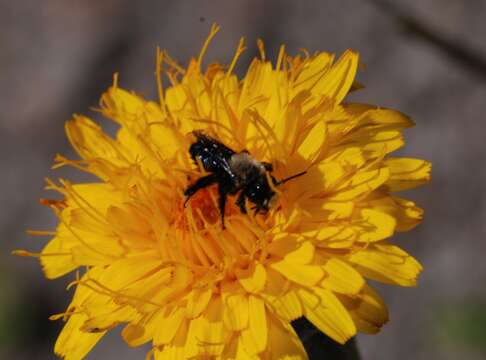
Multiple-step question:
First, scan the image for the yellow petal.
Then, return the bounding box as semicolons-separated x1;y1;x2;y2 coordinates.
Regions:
348;243;423;286
101;86;163;128
392;196;424;231
330;167;390;201
363;130;404;155
235;336;260;360
365;108;415;128
266;235;299;259
309;225;355;249
70;183;123;213
352;285;389;334
385;157;432;191
240;295;268;355
115;124;182;175
95;254;164;291
40;225;77;279
284;241;315;264
153;318;188;360
54;313;105;360
315;162;345;191
264;314;308;360
165;83;188;113
69;208;110;236
338;130;404;156
121;312;164;348
322;258;364;294
271;260;324;287
146;122;186;160
185;287;213;319
236;262;267;293
133;266;192;314
356;209;396;243
65;115;126;162
153;308;185;346
293;50;358;106
223;293;249;331
313;49;359;104
293;52;334;95
298;287;356;344
184;297;226;358
299;198;354;222
344;104;415;129
296;120;327;161
359;192;424;231
264;289;303;322
81;303;136;334
327;146;366;168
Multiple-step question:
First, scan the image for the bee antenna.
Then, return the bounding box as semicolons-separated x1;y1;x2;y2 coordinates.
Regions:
276;171;307;186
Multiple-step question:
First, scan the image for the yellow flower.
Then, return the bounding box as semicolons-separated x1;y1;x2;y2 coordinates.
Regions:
18;25;430;359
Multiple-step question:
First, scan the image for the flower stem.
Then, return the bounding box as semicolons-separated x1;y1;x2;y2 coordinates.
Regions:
292;318;361;360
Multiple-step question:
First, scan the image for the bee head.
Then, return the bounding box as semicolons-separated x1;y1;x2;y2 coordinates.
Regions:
246;176;278;213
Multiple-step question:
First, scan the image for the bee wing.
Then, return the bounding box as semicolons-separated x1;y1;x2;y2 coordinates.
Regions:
191;131;235;157
190;131;236;176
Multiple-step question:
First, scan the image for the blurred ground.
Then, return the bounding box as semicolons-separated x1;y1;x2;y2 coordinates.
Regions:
1;0;486;359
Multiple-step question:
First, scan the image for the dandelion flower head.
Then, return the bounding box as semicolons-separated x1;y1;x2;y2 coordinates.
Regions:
19;25;431;359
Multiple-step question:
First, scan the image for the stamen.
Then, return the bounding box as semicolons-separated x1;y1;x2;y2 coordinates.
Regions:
191;118;234;139
257;38;266;61
26;230;56;236
162;50;186;75
213;85;241;137
53;206;114;258
248;110;286;161
188;229;211;267
60;180;107;224
276;44;286;71
226;37;246;78
183;87;203;119
224;222;253;254
197;23;220;71
51;154;92;174
265;172;281;195
186;205;221;265
113;73;119;89
11;250;71;257
39;198;66;210
155;47;168;117
145;348;155;360
49;309;82;321
293;56;333;89
79;277;165;309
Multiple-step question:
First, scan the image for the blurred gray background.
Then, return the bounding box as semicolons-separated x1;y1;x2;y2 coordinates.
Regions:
1;0;486;359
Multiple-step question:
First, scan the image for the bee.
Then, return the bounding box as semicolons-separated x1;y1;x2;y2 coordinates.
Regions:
184;131;306;228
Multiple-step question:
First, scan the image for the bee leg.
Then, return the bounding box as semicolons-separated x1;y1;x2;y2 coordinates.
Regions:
218;185;230;229
236;191;248;214
184;174;218;207
262;162;273;172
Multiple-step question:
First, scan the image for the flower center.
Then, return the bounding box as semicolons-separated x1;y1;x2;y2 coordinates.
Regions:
181;186;221;229
167;183;264;273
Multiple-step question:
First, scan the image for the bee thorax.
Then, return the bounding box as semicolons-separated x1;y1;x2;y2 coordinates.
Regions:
229;153;265;184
